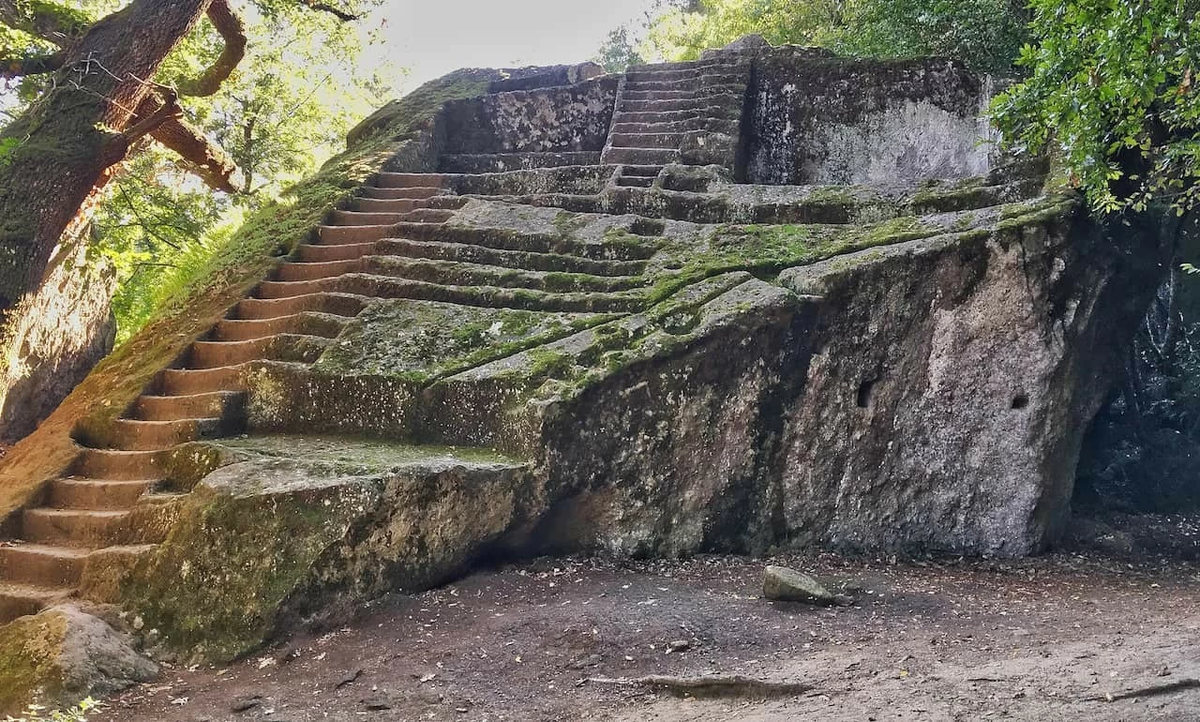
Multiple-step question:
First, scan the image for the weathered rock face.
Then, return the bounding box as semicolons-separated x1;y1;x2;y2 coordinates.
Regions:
0;40;1170;675
747;53;1000;185
120;439;536;661
440;76;618;156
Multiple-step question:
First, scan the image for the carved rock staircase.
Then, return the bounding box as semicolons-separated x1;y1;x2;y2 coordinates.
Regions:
0;175;458;624
0;163;668;623
603;57;750;188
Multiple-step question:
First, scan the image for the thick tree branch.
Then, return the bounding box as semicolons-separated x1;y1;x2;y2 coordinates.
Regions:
177;0;246;97
0;51;63;78
299;0;360;21
0;0;89;47
134;93;240;193
151;115;239;193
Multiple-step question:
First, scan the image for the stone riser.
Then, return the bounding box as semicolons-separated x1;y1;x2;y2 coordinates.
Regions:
255;274;643;313
235;292;370;321
104;417;228;451
374;239;648;277
188;336;331;368
158;366;246;397
358;186;444;201
0;545;86;587
213;313;348;342
47;478;157;510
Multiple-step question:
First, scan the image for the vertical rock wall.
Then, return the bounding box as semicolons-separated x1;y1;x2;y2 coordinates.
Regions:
746;54;1000;185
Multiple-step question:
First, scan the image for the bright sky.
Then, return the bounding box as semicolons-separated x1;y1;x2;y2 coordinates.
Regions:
362;0;661;92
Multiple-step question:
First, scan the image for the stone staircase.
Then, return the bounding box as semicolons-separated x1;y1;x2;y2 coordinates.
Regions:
0;175;463;625
603;56;751;188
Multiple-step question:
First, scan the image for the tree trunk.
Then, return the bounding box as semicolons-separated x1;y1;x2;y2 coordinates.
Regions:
0;0;212;442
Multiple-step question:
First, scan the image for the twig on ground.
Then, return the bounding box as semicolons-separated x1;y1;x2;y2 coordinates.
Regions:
586;675;815;698
1085;678;1200;702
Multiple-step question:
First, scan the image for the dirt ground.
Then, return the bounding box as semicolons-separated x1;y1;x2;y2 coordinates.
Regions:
95;525;1200;722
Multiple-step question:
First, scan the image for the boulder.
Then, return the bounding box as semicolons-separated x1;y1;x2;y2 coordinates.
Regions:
0;606;156;715
762;566;838;605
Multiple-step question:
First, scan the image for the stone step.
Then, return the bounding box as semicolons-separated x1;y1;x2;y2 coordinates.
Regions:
234;292;370;321
0;544;88;587
615;175;655;188
296;242;377;263
628;58;740;74
73;449;162;481
158;365;244;396
46;478;158;510
189;336;332;367
328;210;408;226
609;132;686;149
375;172;455;189
617;99;740;116
133;391;244;422
358;186;444;201
439;152;601;174
351;197;422;214
620;165;663;178
609;118;738;135
360;256;645;293
104;417;227;451
623;75;743;92
602;147;681;165
390;223;659;261
612;109;706;125
247;274;646;313
21;508;133;547
0;582;72;625
275;259;361;282
621;89;706;102
213;313;348;342
317;224;395;246
374;238;648;277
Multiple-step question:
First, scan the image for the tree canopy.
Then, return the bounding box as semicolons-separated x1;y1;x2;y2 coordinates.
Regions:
991;0;1200;215
0;0;397;340
631;0;1029;72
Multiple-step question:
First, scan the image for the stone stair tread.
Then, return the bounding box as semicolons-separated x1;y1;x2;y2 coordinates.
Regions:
0;543;90;559
214;313;348;342
358;186;445;200
296;242;378;263
26;508;131;519
362;256;644;292
329;210;408;226
375;238;647;277
375;172;458;189
235;292;372;321
47;476;158;510
0;581;73;602
255;274;647;312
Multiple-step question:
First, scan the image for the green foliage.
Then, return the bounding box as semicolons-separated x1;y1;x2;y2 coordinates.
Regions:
991;0;1200;215
43;0;399;340
593;26;645;73
637;0;1028;71
4;697;101;722
837;0;1029;72
644;0;845;61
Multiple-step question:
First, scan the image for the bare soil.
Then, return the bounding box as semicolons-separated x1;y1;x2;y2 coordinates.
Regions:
97;532;1200;722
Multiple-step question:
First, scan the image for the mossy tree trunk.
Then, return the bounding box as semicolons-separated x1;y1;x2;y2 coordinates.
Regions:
0;0;216;442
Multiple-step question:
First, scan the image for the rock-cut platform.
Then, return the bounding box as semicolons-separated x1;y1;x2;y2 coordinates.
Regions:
0;38;1168;708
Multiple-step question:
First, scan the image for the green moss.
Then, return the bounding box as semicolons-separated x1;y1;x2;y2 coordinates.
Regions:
122;479;374;662
0;611;67;714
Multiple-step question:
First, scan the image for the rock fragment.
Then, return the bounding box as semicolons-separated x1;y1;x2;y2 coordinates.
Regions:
762;566;839;605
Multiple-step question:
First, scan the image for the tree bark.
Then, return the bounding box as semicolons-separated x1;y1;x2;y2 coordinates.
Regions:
0;0;214;441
